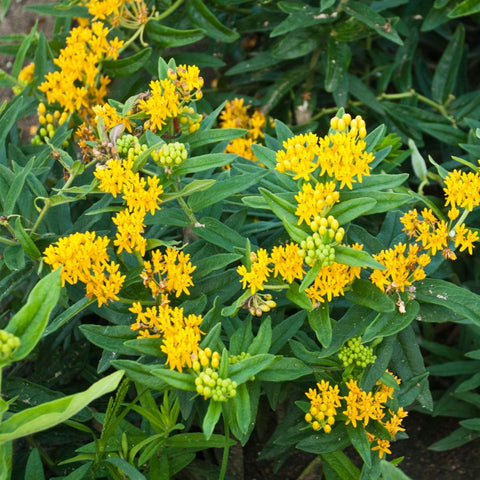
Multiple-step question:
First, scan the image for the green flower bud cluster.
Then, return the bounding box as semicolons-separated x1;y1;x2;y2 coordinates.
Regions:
0;329;20;362
178;106;202;134
192;348;237;402
116;134;147;161
229;352;251;364
152;142;188;168
31;102;69;146
338;337;376;369
298;215;345;267
194;368;237;402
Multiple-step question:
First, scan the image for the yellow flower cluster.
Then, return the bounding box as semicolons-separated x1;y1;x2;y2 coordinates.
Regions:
84;0;126;21
93;103;134;133
305;374;407;458
38;22;123;116
130;302;203;372
13;62;35;95
275;113;374;187
219;98;266;161
141;248;196;299
43;231;125;306
444;168;480;220
237;244;305;294
344;378;407;458
305;380;342;433
140;65;204;133
304;244;363;305
94;158;163;256
295;181;340;226
370;242;431;293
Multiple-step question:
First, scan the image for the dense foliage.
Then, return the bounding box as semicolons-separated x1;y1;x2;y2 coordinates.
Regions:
1;1;480;479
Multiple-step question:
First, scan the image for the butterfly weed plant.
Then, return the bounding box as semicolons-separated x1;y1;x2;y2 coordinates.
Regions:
1;1;480;479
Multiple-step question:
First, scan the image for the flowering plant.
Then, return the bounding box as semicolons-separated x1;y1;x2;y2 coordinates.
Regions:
1;1;480;479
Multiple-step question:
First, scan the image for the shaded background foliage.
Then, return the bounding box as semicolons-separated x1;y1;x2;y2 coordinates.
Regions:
1;0;480;479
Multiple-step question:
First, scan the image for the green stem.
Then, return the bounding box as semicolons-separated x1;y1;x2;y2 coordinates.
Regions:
0;236;17;246
453;208;470;231
173;179;198;225
30;199;51;236
218;423;230;480
154;0;184;21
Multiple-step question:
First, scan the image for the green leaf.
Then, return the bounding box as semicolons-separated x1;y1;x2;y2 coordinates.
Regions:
351;173;409;192
429;426;480;451
272;29;318;59
329;197;377;224
363;300;419;342
343;1;403;45
174;152;237;175
308;304;332;348
162;179;216;203
325;39;351;93
79;325;138;355
202;401;222;440
344;279;395;312
166;432;235;449
415;279;480;328
25;448;45;480
3;244;25;271
347;424;371;468
186;0;239;42
256;357;312;381
448;0;480;18
431;24;464;103
250;143;277;169
297;424;350;454
111;360;168;391
145;22;205;47
151;367;196;391
185;128;249;152
102;48;152;77
105;457;146;480
13;216;41;260
0;370;123;444
286;282;313;311
192;217;247;252
5;157;34;215
11;22;37;78
334;245;385;270
248;317;272;355
226;52;281;76
233;383;251;434
5;269;61;363
228;354;275;385
188;173;265;212
408;138;427;181
25;3;88;16
380;460;414;479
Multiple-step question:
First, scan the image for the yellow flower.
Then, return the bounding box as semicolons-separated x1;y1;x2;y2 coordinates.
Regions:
276;133;320;181
93;103;133;132
453;223;479;255
139;79;181;132
444;169;480;219
237;249;272;294
43;232;125;306
305;245;362;304
270;242;305;283
295;181;339;226
305;379;342;434
219;98;266;161
112;209;147;256
370;243;431;293
129;302;203;372
94;158;136;197
142;248;196;298
317;127;374;189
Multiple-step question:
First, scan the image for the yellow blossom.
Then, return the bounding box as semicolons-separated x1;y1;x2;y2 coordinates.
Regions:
270;242;305;283
139;79;181;132
93;103;133;132
276;133;320;180
237;249;272;294
295;181;340;226
370;243;431;293
305;245;363;304
444;169;480;219
43;231;125;306
112;209;147;256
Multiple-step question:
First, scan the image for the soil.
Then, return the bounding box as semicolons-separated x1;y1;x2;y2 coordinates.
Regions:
2;2;480;480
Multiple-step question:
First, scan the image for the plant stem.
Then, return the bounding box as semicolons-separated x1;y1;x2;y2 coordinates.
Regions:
219;423;230;480
30;199;50;236
297;456;322;480
0;236;17;246
155;0;184;21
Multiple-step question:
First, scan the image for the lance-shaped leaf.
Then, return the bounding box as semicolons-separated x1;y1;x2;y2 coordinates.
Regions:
6;268;61;364
334;245;385;270
0;370;124;444
102;48;152;77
